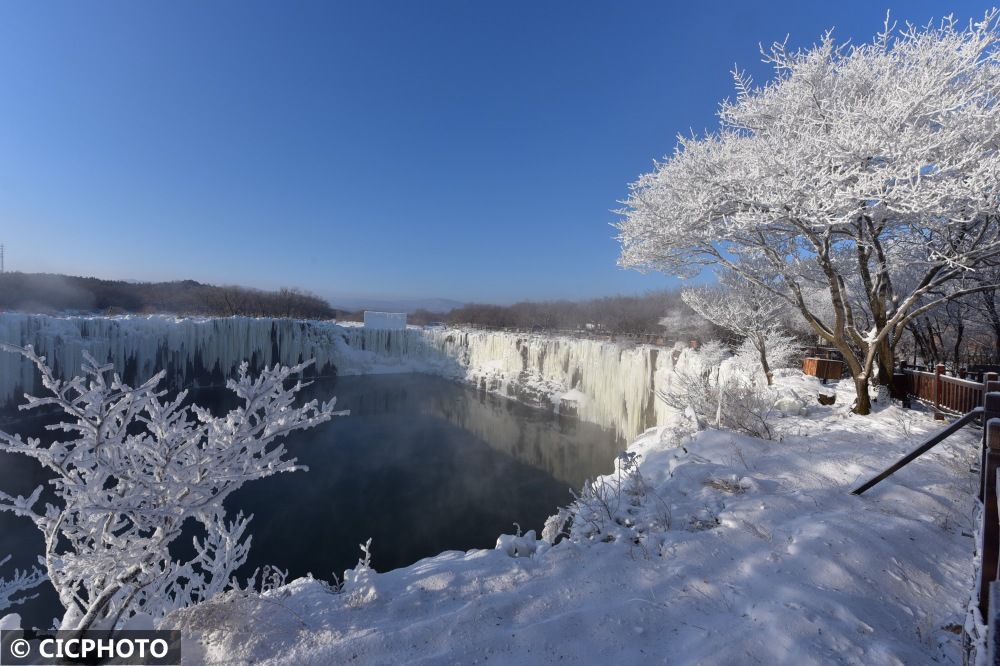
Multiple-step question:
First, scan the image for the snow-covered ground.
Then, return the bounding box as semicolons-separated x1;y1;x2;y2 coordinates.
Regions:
167;371;979;665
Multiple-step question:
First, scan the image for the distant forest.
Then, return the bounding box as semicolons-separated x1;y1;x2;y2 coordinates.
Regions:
0;272;338;320
0;272;711;338
418;291;717;339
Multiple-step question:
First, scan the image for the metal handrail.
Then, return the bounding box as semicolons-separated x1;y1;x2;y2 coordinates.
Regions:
851;406;984;495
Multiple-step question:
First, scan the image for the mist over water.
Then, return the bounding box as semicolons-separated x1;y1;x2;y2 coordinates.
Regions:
0;374;621;628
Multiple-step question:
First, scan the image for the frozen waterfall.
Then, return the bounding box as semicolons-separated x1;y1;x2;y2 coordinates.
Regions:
0;314;677;440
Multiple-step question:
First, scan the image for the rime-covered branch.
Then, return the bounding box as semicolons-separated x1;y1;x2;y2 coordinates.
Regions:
0;344;346;630
681;275;791;385
0;555;46;613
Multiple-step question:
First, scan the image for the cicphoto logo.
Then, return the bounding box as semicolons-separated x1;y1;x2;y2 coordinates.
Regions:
0;630;181;665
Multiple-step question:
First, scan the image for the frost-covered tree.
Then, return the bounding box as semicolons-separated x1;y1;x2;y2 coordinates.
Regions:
681;275;790;385
0;345;344;631
617;12;1000;414
906;282;1000;369
656;343;782;439
733;329;800;381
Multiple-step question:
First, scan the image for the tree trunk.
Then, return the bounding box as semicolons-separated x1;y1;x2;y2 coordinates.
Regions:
952;319;964;374
982;290;1000;364
874;337;892;381
876;336;903;400
922;318;941;366
756;334;773;386
853;375;872;415
826;337;871;415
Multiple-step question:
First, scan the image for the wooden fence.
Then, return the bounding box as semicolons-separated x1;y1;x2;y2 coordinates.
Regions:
900;364;997;417
977;382;1000;658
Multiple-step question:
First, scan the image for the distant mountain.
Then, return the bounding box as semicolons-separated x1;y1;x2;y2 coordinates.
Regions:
327;296;464;314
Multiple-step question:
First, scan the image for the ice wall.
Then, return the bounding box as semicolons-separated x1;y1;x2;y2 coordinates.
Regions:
0;314;351;409
0;314;675;441
341;326;433;362
420;329;672;441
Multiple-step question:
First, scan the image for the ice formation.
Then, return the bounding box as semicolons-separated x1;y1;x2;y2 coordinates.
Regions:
420;329;673;441
0;314;346;408
363;311;407;330
0;314;682;441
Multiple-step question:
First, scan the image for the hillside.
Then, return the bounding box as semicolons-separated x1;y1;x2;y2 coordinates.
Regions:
0;272;337;319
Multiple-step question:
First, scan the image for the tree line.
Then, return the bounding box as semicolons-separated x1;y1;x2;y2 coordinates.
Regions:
410;290;725;340
0;272;338;320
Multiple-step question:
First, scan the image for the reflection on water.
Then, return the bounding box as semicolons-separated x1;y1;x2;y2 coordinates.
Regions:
0;374;621;628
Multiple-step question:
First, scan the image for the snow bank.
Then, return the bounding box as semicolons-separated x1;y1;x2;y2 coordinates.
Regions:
166;375;978;664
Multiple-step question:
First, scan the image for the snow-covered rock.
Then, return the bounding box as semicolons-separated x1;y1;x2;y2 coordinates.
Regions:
496;530;538;558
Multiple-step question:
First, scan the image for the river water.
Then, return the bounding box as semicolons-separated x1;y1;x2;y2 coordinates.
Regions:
0;373;621;627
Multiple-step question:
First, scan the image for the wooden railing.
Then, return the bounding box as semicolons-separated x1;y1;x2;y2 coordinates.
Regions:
977;385;1000;649
900;364;998;418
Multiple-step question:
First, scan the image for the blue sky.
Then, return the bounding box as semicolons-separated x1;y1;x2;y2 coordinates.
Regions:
0;1;990;304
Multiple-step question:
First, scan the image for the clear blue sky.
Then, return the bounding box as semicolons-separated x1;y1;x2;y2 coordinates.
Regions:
0;1;990;304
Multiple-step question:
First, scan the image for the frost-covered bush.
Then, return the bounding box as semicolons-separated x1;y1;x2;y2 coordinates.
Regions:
570;452;648;541
339;538;379;609
714;371;782;440
656;342;726;418
681;275;795;385
564;451;675;560
0;344;344;631
657;345;784;440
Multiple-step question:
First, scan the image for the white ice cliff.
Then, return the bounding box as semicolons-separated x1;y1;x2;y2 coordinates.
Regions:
0;314;678;441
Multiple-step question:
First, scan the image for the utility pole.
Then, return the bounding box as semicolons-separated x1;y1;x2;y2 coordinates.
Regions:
1;243;4;273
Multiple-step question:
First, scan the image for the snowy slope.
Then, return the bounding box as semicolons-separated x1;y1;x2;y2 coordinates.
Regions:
166;373;978;665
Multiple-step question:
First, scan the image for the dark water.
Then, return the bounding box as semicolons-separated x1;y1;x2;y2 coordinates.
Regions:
0;374;621;627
